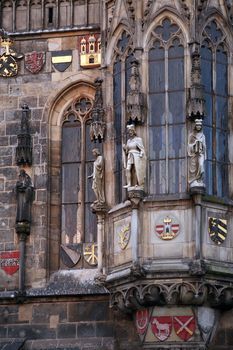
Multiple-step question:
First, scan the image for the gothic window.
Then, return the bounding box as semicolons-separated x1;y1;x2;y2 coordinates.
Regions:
45;0;56;27
148;18;186;195
201;20;228;197
113;31;134;203
61;96;97;249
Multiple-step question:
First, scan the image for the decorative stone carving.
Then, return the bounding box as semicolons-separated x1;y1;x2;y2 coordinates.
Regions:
16;104;32;166
15;170;34;234
88;148;106;209
90;78;105;143
188;45;206;120
187;119;206;190
126;59;145;124
109;280;233;313
123;124;146;191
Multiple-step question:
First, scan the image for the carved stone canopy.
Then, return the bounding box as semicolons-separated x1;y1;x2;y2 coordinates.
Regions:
126;59;145;124
90;78;106;143
187;45;206;121
16;104;32;166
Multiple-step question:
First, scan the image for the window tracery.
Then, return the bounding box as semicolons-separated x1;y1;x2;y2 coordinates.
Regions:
61;96;98;251
201;19;228;197
148;18;186;195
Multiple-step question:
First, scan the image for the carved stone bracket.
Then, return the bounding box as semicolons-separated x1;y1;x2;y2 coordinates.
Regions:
90;78;106;143
109;281;233;313
16;104;32;166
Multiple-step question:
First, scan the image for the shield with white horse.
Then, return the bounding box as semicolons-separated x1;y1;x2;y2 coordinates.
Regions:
150;316;172;341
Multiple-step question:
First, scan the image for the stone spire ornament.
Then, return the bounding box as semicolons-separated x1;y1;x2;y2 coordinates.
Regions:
126;59;145;124
90;78;106;143
188;44;206;120
16;104;32;166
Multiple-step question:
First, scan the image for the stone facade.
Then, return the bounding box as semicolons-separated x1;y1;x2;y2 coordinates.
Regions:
0;0;233;349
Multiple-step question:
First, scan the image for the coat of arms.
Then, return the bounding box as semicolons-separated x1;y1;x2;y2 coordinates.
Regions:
155;216;180;240
150;316;172;341
118;224;131;250
25;51;45;73
51;50;72;72
135;309;149;336
208;217;227;245
173;315;196;341
0;251;20;275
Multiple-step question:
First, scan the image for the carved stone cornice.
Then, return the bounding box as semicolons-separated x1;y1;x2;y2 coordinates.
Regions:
109;280;233;313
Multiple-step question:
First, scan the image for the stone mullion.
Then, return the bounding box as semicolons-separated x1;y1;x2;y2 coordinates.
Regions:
70;0;73;27
56;0;59;29
80;119;85;243
212;48;217;195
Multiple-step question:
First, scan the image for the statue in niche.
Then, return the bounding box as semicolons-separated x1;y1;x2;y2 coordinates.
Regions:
88;148;106;206
123;124;146;190
187;119;206;189
15;169;34;224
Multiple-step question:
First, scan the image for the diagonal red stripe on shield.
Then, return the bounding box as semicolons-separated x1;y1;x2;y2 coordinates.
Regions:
173;316;196;341
151;316;172;341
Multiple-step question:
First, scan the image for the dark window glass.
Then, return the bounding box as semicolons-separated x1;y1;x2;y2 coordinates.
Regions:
201;22;228;197
149;19;186;195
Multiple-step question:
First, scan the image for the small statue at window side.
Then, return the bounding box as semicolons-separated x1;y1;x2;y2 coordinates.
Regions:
123;124;146;190
15;169;34;224
187;119;206;189
88;148;106;206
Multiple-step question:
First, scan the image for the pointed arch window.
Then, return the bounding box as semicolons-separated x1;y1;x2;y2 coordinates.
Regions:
148;18;186;195
201;20;229;197
113;31;134;203
61;96;97;250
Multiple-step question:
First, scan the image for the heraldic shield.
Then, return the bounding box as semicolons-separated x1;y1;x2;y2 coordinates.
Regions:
0;251;20;275
150;316;172;341
173;315;196;341
135;309;149;336
25;51;45;74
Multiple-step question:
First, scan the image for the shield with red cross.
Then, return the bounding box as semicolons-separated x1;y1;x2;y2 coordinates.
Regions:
173;315;196;341
135;309;149;335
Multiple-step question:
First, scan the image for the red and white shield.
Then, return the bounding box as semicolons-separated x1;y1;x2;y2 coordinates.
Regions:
25;51;45;73
135;309;149;335
155;224;164;236
151;316;172;341
171;223;180;234
0;251;20;275
173;316;196;341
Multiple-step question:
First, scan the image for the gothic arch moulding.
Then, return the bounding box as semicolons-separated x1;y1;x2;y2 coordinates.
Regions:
143;9;191;49
44;80;96;274
105;24;133;66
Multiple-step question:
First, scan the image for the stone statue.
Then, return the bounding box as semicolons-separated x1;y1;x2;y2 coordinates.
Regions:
88;148;106;205
187;119;206;189
15;169;34;223
123;124;146;189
